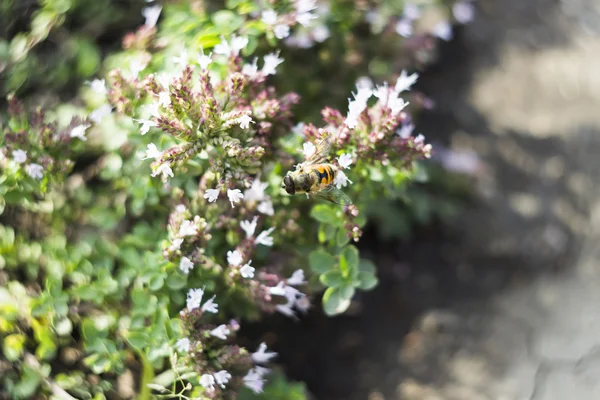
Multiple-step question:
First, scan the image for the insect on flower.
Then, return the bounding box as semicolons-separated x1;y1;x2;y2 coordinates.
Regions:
281;136;352;205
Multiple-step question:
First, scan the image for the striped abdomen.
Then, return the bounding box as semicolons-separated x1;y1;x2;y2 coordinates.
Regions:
311;163;336;191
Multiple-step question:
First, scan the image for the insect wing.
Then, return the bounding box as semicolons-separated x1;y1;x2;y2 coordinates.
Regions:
314;184;353;206
305;136;332;165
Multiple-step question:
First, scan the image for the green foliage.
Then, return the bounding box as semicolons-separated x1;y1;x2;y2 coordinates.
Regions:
0;0;470;398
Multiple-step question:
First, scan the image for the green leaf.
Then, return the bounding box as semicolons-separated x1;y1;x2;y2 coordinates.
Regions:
318;223;336;243
127;332;149;349
322;287;351;316
166;273;187;290
356;271;378;290
336;228;350;247
148;274;164;291
212;10;244;34
310;204;337;225
309;249;336;274
359;258;376;274
339;245;359;278
3;333;26;361
319;270;345;288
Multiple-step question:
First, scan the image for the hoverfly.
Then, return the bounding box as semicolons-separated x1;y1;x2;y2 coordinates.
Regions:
281;136;352;205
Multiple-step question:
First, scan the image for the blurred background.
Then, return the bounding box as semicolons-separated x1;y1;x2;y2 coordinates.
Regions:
256;0;600;399
3;0;600;399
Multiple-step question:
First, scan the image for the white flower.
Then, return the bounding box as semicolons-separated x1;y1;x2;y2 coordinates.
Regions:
287;269;306;286
302;142;316;158
453;1;475;24
198;48;212;70
173;48;188;65
397;122;415;138
356;76;373;90
200;374;216;392
345;87;373;129
240;261;255;279
395;70;419;93
143;143;162;160
70;124;91;141
203;188;220;203
292;122;305;136
268;282;286;297
337;153;353;169
12;149;26;164
171;238;184;250
89;78;107;94
274;24;290;39
129;59;146;77
25;163;44;179
227;250;243;267
174;338;190;353
297;0;318;14
179;257;194;274
214;35;248;57
243;368;265;394
175;204;186;213
240;216;258;238
227;188;244;208
156;73;171;88
151;162;174;179
252;342;277;364
214;370;232;388
296;10;317;27
179;220;197;237
238;115;253;129
135;118;157;135
388;96;409;116
296;296;311;313
334;170;352;189
275;303;297;318
261;10;278;25
210;325;230;340
433;21;453;41
403;3;421;20
186;288;204;311
395;18;413;37
312;24;330;42
89;104;112;123
257;199;274;216
262;53;283;76
256;227;275;246
201;295;218;313
242;58;259;78
142;5;162;27
245;179;268;202
157;92;171;108
414;134;425;144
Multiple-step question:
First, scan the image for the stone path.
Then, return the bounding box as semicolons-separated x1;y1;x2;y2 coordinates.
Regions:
391;0;600;399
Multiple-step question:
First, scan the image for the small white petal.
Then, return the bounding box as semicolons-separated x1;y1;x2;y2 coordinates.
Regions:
337;153;353;169
151;162;174;179
89;104;112;123
261;53;284;76
12;149;27;164
143;143;162;160
333;170;352;189
252;342;277;364
261;10;278;25
274;24;290;39
174;338;190;353
257;199;274;216
214;370;232;388
302;142;316;158
142;5;162;28
240;216;258;238
210;324;230;340
287;269;306;286
186;288;204;311
238;115;253;129
227;250;243;267
70;124;91;141
200;374;216;392
203;188;220;203
240;261;255;279
179;220;198;237
201;295;218;313
89;79;107;94
227;188;244;208
255;227;275;246
25;163;44;179
179;257;194;274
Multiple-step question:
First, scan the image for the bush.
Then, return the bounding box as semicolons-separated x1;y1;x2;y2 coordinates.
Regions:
0;0;474;398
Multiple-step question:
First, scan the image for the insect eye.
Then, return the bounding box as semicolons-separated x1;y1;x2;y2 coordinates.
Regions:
283;176;291;186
